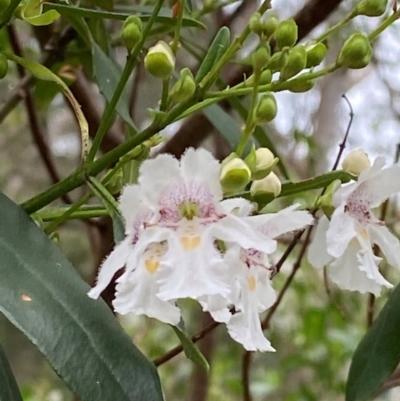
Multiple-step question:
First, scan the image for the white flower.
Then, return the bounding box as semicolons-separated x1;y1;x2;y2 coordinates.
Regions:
89;148;277;327
201;201;313;351
308;157;400;296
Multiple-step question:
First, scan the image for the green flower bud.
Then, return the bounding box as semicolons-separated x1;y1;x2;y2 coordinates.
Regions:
289;80;314;93
169;67;196;103
342;149;371;176
250;172;282;200
244;69;272;87
220;156;252;193
0;54;8;79
252;44;271;71
355;0;387;16
144;40;175;79
316;179;341;219
245;147;279;180
266;51;287;73
337;33;372;69
305;42;327;68
253;93;277;125
261;15;279;38
280;45;307;80
0;0;10;17
274;19;298;50
121;16;142;51
249;12;262;35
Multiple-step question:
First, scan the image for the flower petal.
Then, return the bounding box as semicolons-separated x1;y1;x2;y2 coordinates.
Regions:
369;225;400;269
138;153;180;206
181;148;222;201
308;216;333;269
220;198;255;217
328;241;384;296
88;238;132;299
326;207;357;258
212;214;276;253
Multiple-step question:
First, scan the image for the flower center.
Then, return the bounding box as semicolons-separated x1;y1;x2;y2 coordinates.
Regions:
179;201;200;220
143;242;167;274
145;259;160;274
247;276;257;291
180;235;202;250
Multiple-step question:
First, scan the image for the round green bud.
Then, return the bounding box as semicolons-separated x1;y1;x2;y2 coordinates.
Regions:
252;44;271;71
274;19;298;50
305;42;327;68
0;0;10;17
355;0;387;16
266;51;287;73
253;93;277;125
245;69;272;87
250;172;282;199
0;54;8;80
144;40;175;79
245;147;279;180
342;149;371;176
121;16;142;51
289;80;314;93
249;12;262;35
280;45;307;80
169;67;196;103
220;157;252;193
261;15;279;38
337;33;372;69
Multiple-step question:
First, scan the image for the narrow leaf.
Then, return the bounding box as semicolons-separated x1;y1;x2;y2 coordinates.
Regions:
346;282;400;401
171;326;210;371
203;104;253;154
92;43;136;129
196;26;230;83
0;344;23;401
4;53;89;160
0;192;164;401
44;3;206;29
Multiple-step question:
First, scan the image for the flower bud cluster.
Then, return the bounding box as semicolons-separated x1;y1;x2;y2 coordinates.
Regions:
219;147;281;198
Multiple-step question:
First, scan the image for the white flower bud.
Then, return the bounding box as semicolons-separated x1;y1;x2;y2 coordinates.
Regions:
250;172;282;199
220;157;251;193
342;149;371;176
144;41;175;79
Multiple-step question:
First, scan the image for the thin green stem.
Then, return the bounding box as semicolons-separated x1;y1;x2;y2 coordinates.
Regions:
86;0;165;163
236;71;260;157
36;205;108;221
368;9;400;42
160;78;170;111
315;10;358;43
171;0;185;54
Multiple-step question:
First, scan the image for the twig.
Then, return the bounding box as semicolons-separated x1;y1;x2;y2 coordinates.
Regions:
153;321;220;366
7;25;73;204
242;351;253;401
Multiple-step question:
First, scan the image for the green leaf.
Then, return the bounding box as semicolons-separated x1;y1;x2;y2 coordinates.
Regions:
0;192;164;401
196;26;230;83
239;170;353;204
88;17;111;55
346;282;400;401
4;53;89;160
92;43;136;129
43;3;206;29
20;0;60;25
171;326;210;371
203;103;253;154
0;344;23;401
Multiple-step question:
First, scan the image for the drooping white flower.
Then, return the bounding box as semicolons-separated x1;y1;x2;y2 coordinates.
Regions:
200;201;313;351
89;148;277;327
308;157;400;296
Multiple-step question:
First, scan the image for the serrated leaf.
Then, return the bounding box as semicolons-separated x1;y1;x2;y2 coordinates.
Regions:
92;43;136;129
43;3;206;29
346;282;400;401
171;326;209;371
203;103;253;154
0;344;23;401
0;192;164;401
196;26;230;84
4;53;89;160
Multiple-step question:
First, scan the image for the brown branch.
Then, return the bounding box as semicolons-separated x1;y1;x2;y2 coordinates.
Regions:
159;0;345;157
7;25;73;204
242;351;253;401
